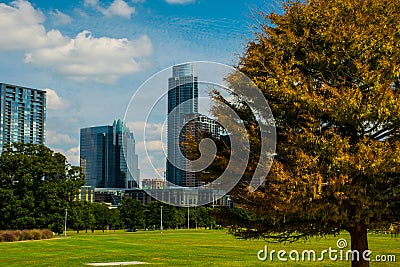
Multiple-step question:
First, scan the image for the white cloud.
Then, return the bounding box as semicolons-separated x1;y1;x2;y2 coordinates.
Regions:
126;121;164;139
84;0;99;6
46;130;77;145
53;146;80;166
0;0;66;50
139;155;165;179
73;8;89;18
85;0;136;19
165;0;195;4
49;9;72;25
25;31;152;83
137;140;165;153
127;121;166;179
46;88;70;110
0;1;152;82
103;0;136;18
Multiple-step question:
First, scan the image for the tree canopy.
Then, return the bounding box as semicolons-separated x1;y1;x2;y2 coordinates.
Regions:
0;143;85;233
119;198;145;230
203;1;400;266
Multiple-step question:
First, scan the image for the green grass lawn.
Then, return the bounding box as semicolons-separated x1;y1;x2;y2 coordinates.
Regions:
0;229;399;266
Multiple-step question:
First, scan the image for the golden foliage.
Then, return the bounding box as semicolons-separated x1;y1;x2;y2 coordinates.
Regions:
220;0;400;242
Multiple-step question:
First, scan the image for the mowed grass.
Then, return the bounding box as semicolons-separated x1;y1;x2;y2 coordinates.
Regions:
0;229;399;266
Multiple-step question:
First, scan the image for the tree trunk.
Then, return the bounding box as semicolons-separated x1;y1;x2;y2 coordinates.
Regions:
348;223;369;267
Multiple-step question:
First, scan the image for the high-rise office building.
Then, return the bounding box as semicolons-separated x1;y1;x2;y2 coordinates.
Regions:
80;119;139;189
183;113;222;139
0;83;46;151
166;63;198;187
182;113;224;187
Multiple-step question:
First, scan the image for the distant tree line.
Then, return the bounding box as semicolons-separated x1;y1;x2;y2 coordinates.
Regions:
67;198;218;233
0;143;219;234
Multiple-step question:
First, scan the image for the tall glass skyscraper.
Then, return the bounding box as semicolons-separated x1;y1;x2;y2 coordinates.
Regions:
0;83;46;152
167;63;198;187
80;119;139;189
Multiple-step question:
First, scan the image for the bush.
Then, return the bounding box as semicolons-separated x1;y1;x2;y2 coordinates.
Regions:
41;229;53;239
21;230;34;240
1;231;17;242
0;229;53;242
31;229;42;240
13;230;23;241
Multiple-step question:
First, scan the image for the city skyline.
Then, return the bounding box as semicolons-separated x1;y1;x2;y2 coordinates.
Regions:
0;0;268;179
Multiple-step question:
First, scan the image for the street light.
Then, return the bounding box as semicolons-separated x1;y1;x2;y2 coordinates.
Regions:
187;206;190;230
160;205;163;233
195;206;197;230
64;208;68;236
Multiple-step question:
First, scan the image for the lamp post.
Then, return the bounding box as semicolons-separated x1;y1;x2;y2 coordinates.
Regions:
64;208;68;236
160;205;163;233
195;206;197;230
187;206;190;230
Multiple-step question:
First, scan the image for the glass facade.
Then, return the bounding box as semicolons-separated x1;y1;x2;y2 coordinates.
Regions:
166;64;198;187
182;113;224;187
80;119;139;189
0;83;46;152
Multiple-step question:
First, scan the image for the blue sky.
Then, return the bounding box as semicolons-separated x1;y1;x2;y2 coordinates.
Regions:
0;0;273;179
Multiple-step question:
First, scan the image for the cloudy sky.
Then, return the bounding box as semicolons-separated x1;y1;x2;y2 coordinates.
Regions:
0;0;273;179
